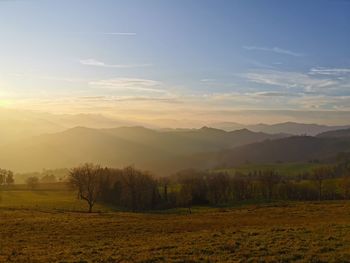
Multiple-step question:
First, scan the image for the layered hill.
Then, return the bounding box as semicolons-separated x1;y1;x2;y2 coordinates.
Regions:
0;126;287;173
213;121;350;136
182;135;350;170
317;128;350;138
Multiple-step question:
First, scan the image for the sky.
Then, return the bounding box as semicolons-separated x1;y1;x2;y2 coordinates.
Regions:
0;0;350;125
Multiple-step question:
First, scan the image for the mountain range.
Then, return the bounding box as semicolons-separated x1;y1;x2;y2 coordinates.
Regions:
1;108;349;145
1;108;350;175
0;126;287;173
212;121;350;136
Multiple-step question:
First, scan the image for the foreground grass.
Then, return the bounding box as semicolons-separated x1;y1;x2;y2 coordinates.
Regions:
2;198;350;262
0;188;111;212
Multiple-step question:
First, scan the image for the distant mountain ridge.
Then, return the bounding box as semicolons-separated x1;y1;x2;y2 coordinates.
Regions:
0;126;288;173
212;121;350;136
317;128;350;138
1;108;348;144
184;136;350;170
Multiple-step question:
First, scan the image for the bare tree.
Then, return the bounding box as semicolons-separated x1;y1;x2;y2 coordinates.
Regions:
0;169;7;186
340;173;350;199
207;172;231;204
6;171;14;186
258;170;281;201
26;176;39;190
118;166;159;211
159;176;170;203
311;166;332;201
178;183;193;214
69;163;103;213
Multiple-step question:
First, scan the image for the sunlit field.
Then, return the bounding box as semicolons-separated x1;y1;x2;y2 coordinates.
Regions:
0;188;110;213
216;162;324;177
1;187;350;262
1;0;350;262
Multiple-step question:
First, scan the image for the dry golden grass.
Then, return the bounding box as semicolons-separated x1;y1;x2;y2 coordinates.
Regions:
2;201;350;262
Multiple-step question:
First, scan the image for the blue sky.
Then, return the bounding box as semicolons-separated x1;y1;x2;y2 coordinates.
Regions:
0;0;350;124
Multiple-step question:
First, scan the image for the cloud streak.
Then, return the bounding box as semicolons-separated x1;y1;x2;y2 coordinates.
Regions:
243;70;341;93
80;59;152;68
101;32;136;36
309;67;350;76
243;46;303;57
89;78;166;93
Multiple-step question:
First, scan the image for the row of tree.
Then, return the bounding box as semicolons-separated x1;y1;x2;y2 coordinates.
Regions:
0;169;14;187
171;166;347;209
25;174;59;189
69;162;350;213
69;164;159;212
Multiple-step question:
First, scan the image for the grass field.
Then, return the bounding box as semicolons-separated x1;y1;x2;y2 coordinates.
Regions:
2;188;350;262
217;162;324;177
0;189;111;213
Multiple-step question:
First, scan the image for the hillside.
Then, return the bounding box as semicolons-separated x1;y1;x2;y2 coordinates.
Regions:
0;126;287;173
2;125;350;174
213;121;350;136
0;108;140;145
185;136;350;170
317;128;350;138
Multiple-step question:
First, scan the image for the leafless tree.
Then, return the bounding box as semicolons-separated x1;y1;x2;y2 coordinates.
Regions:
311;166;332;201
26;176;39;190
159;176;170;202
258;170;281;201
5;171;14;186
340;173;350;199
207;172;231;204
69;163;103;213
0;169;8;186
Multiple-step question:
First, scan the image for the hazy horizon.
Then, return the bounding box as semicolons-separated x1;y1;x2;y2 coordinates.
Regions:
1;0;350;126
2;2;350;262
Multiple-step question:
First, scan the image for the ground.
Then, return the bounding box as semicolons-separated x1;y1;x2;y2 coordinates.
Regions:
1;189;350;262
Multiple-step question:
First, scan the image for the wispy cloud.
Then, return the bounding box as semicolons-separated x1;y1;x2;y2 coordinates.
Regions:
293;95;350;110
80;58;152;68
101;32;136;36
243;46;303;57
200;79;216;82
252;91;301;97
89;78;166;93
77;95;181;104
243;70;339;93
309;67;350;76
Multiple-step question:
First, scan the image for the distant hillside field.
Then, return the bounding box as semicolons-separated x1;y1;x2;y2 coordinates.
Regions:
216;162;324;177
185;136;350;170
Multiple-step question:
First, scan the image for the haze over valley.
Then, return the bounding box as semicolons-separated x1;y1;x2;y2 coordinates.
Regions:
1;1;350;262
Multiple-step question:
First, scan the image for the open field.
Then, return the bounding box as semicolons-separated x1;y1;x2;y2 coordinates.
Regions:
217;162;325;177
2;189;350;262
0;190;110;213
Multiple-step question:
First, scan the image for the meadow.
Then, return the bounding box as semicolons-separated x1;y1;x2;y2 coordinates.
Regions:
216;162;324;177
2;187;350;262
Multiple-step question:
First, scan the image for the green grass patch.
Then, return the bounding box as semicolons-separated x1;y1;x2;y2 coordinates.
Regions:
216;162;325;176
0;189;111;212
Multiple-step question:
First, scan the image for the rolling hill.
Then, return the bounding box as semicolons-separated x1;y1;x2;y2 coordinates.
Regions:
0;126;287;173
183;136;350;170
317;128;350;138
213;121;350;136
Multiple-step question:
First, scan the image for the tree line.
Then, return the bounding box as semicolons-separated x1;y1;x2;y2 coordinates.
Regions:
69;159;350;213
0;169;14;187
